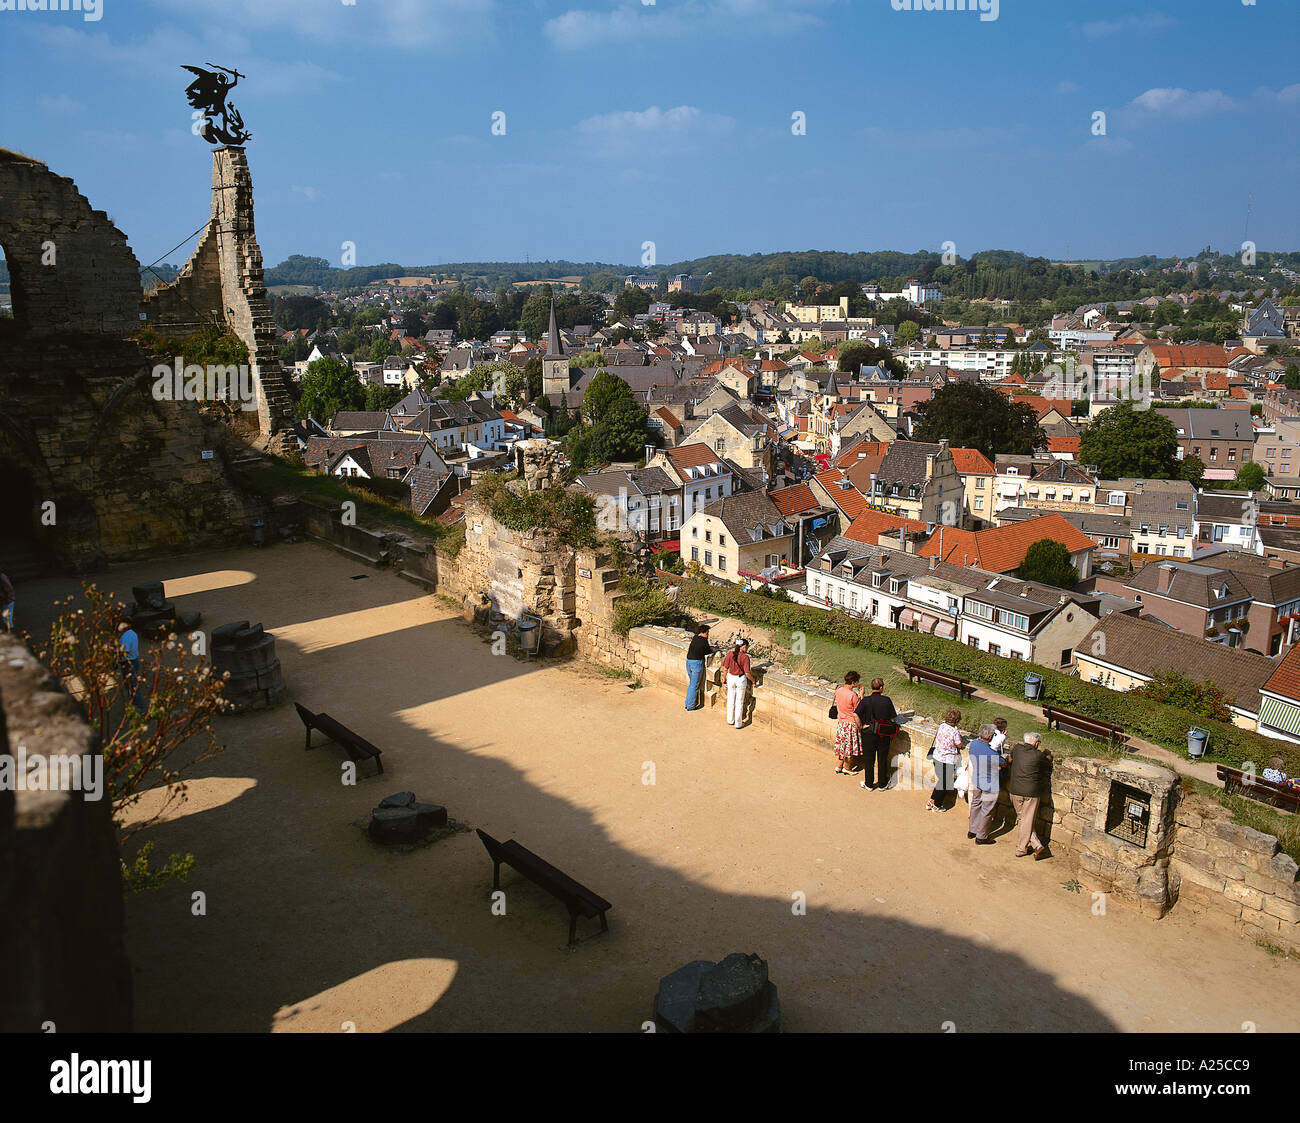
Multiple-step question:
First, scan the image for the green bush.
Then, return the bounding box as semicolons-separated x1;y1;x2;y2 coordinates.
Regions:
612;574;684;635
673;579;1300;775
474;472;598;547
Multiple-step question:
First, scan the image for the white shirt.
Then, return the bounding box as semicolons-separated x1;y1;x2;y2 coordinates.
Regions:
989;731;1007;752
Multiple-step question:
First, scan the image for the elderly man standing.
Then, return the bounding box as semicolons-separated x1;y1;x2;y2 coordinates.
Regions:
1007;731;1053;860
966;723;1007;845
684;623;712;711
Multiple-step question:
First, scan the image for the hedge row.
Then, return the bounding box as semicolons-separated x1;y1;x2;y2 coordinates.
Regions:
674;579;1300;776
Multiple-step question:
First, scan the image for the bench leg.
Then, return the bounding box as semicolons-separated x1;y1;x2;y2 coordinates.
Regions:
568;911;578;947
304;727;313;751
492;859;502;892
374;756;384;775
599;911;609;934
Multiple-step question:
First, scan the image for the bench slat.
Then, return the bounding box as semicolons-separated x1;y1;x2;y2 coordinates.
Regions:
500;841;611;915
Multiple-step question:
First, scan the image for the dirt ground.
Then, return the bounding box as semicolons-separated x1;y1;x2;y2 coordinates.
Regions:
22;542;1300;1033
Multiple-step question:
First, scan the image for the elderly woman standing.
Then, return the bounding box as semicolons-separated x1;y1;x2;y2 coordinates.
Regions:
928;708;963;813
831;671;864;776
967;723;1007;845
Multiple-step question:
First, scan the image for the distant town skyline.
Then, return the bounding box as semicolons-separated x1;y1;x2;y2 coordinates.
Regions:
2;0;1296;270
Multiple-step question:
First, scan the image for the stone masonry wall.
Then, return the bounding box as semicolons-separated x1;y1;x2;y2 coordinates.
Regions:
0;149;142;337
0;632;133;1031
142;147;294;442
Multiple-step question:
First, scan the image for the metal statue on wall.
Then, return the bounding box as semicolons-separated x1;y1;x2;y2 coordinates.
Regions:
182;63;252;146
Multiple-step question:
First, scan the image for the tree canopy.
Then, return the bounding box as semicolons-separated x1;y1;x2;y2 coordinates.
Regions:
1077;402;1181;479
296;357;364;422
1017;538;1079;589
911;381;1040;459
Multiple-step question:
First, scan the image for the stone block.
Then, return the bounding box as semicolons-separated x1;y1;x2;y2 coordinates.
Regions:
1260;895;1300;924
1171;859;1225;896
1223;881;1265;910
1214;858;1251;882
1209;820;1280;856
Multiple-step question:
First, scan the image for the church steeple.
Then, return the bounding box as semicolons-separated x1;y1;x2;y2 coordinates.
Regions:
542;297;570;402
546;298;563;358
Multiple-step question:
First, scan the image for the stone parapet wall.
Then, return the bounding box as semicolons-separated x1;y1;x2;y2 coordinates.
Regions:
0;633;132;1031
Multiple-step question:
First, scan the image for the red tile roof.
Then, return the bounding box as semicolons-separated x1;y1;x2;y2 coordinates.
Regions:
844;508;930;544
1263;643;1300;702
950;448;996;475
768;483;820;517
1046;436;1081;455
654;406;683;431
919;513;1096;573
1147;343;1231;370
834;439;890;469
813;470;870;518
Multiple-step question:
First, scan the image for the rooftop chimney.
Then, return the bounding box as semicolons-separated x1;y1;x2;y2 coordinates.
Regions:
1157;563;1175;592
929;555;939;571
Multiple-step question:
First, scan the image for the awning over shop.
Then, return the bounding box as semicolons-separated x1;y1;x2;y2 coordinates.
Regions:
919;613;939;633
934;620;956;638
898;608;916;628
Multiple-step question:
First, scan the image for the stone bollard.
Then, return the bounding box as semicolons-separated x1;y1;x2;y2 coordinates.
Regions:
210;620;286;712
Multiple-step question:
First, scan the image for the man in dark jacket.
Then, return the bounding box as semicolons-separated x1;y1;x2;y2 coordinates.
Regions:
856;677;898;790
684;623;712;711
0;571;13;632
1006;730;1052;859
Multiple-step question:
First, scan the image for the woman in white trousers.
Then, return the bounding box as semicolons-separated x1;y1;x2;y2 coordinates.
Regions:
722;639;754;729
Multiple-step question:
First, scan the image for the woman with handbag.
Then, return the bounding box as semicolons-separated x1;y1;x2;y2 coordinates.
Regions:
856;678;899;791
830;671;863;776
928;707;963;813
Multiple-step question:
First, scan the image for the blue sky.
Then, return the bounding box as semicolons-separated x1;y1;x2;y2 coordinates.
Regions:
1;0;1297;271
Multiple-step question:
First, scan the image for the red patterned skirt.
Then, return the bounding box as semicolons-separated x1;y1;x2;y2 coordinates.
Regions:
834;720;862;762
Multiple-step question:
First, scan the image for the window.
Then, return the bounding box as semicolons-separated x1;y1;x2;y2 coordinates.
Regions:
1010;651;1024;661
1029;487;1040;499
976;476;986;489
1229;448;1238;462
872;573;884;588
988;643;1002;657
974;497;984;511
1063;490;1073;501
704;551;713;567
1080;492;1090;503
1102;536;1120;549
715;438;725;452
1140;523;1150;535
1177;526;1185;539
691;547;699;561
998;610;1029;631
968;637;980;648
837;586;845;605
1174;547;1185;558
1286;448;1294;459
1213;525;1224;541
813;579;821;596
705;530;712;543
1267;447;1276;457
1060;648;1073;667
704;488;712;501
718;555;727;572
719;535;727;547
1108;491;1125;506
850;591;859;610
1209;448;1218;461
870;599;879;618
1285;464;1292;475
1158;524;1168;536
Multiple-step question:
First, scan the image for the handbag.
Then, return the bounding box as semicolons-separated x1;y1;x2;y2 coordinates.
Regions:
828;703;838;719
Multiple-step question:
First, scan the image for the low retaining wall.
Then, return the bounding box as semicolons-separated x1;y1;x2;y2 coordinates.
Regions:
622;625;1300;954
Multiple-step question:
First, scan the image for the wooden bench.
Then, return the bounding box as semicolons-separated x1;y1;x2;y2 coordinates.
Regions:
1042;704;1128;749
1217;764;1300;813
904;661;975;699
294;702;384;776
476;828;612;946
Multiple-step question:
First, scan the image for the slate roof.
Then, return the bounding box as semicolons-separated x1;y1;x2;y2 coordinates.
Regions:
698;491;790;544
1124;561;1253;607
1077;612;1275;711
331;410;391;431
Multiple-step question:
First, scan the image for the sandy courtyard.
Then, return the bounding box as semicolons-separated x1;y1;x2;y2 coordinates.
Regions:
23;541;1299;1033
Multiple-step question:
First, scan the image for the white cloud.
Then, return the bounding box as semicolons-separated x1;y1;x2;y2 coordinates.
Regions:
578;105;733;136
146;0;498;49
545;0;832;50
1127;87;1235;118
291;185;323;202
38;93;84;113
1076;12;1175;39
1055;81;1079;95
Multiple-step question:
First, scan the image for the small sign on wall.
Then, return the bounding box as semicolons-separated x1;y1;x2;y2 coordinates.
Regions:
201;450;215;460
473;524;483;534
578;568;592;579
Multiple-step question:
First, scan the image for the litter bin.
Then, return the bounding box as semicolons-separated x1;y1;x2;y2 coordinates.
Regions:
518;619;539;656
1024;672;1043;701
248;518;266;547
1187;727;1209;759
